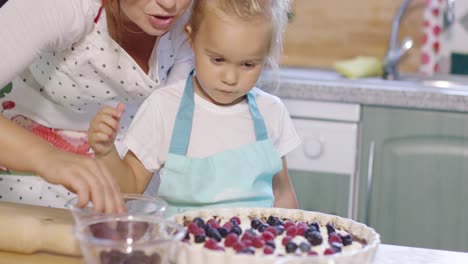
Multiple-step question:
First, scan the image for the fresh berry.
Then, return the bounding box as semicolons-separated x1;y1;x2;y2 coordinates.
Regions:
299;241;311;252
305;230;323;246
326;223;336;235
224;233;238;247
331;242;343;253
264;245;274;255
297;225;307;236
296;221;308;229
328;233;342;244
194;227;205;236
230;225;242;236
243;239;253;247
233;241;246;252
267;216;278;226
265;226;278;237
308;251;318;256
206;227;222;242
251;218;262;229
192;217;205;228
217;227;229;238
252;236;265;248
188;223;199;235
239;246;255;255
207;219;220;229
283;220;295;230
204;238;218;250
282;235;293;246
230;216;241;225
241;231;254;241
222;221;234;231
262;231;275;241
258;223;269;232
275;225;285;236
194;234;206;243
309;221;320;232
266;240;276;249
340;234;353;246
285;242;298;254
324;248;335;255
286;226;297;237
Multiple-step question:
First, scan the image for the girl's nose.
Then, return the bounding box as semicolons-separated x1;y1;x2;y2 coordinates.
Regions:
222;67;239;86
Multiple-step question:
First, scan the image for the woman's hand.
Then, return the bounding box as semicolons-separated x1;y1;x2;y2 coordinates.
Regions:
88;103;125;157
35;149;126;214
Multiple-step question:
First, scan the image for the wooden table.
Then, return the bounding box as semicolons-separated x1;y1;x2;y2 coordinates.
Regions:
1;244;467;264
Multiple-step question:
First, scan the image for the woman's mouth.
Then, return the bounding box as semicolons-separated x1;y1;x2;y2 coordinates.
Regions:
147;15;174;30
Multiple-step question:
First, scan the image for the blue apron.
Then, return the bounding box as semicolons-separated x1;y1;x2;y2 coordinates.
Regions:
158;71;282;216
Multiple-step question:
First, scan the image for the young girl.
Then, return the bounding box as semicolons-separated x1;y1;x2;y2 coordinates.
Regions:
0;0;193;213
89;0;299;215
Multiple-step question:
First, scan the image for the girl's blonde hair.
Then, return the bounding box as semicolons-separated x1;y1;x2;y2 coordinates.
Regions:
188;0;291;69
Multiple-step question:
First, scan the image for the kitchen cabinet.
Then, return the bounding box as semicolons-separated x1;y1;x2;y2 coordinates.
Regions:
357;106;468;252
283;99;360;219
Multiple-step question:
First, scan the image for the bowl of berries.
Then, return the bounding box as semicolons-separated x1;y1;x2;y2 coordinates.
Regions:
73;214;185;264
169;207;380;264
66;193;168;225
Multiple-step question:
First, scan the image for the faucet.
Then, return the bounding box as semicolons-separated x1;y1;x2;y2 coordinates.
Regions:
383;0;456;80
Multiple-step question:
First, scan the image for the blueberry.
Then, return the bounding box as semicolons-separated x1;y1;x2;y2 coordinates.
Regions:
206;227;222;242
309;221;320;232
340;234;353;246
239;246;255;255
276;219;284;226
217;227;229;238
274;225;285;236
305;230;323;246
192;217;205;228
285;242;298;253
230;225;242;236
194;234;206;243
331;242;343;253
267;216;278;226
326;223;336;235
258;223;269;233
251;218;262;229
265;240;276;249
299;241;311;252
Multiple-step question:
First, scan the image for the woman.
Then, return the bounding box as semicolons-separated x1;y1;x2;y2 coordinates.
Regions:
0;0;193;213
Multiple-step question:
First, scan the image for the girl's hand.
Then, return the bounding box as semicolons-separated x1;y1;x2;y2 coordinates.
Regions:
88;103;125;157
35;149;126;214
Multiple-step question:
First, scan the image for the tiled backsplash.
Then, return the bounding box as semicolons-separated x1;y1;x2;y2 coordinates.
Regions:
422;0;468;75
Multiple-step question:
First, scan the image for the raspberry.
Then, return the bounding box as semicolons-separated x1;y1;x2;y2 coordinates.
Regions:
230;216;241;225
324;248;335;255
194;227;205;236
262;231;275;241
308;251;318;256
204;238;218;250
282;235;293;246
296;221;308;229
283;220;295;230
241;231;254;241
222;221;234;231
265;226;278;237
239;246;255;255
297;225;307;236
233;241;246;252
207;219;220;229
188;223;199;235
264;245;274;255
224;233;238;247
243;239;253;248
252;236;265;248
328;233;342;244
286;226;297;237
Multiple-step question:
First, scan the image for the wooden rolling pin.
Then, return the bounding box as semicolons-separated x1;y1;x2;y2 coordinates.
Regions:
0;202;81;256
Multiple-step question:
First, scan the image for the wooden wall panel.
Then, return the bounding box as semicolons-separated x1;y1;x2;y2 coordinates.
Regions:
281;0;425;73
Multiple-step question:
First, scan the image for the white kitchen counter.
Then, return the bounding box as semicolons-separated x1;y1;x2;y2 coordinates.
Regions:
374;244;468;264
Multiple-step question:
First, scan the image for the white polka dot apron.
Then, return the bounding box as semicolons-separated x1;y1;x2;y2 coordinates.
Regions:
158;71;283;216
0;4;175;208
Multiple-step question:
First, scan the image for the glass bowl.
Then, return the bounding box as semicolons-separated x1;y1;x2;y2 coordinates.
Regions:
73;215;185;264
66;193;168;225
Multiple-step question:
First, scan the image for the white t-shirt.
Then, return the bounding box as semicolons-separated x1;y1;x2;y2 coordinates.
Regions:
123;79;302;175
0;0;193;133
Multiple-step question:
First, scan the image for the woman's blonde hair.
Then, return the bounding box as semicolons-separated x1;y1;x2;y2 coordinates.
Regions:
188;0;291;69
104;0;122;43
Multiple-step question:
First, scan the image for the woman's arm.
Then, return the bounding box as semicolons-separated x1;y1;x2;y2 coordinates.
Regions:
0;0;96;87
273;157;298;209
0;114;125;213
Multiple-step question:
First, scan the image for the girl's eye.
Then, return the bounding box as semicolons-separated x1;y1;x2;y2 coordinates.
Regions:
210;57;224;64
243;63;256;68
